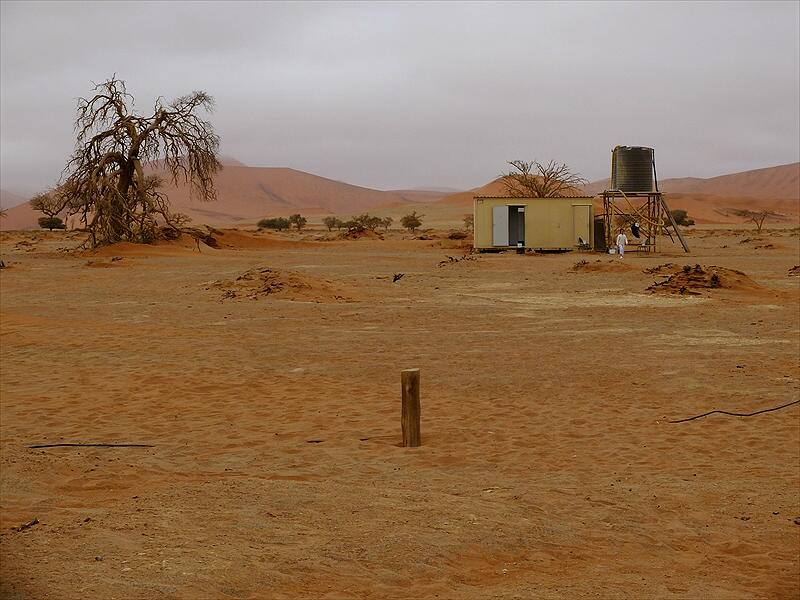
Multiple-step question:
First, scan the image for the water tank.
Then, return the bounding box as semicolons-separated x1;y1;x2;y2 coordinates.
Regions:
611;146;654;192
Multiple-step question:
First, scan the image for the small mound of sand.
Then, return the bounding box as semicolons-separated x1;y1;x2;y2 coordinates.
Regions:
338;229;384;241
647;264;761;295
571;259;636;273
208;267;354;303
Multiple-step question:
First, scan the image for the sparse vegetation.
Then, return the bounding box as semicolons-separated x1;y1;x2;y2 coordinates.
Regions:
31;190;70;225
58;77;220;247
341;213;385;234
463;214;474;231
37;216;66;230
288;213;307;231
501;159;587;198
401;211;423;233
381;216;394;231
322;216;344;231
343;219;363;234
731;209;776;233
668;209;695;226
258;217;291;231
357;214;383;231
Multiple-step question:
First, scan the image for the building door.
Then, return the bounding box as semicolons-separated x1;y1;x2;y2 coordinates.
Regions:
572;205;591;246
492;205;509;246
509;206;525;246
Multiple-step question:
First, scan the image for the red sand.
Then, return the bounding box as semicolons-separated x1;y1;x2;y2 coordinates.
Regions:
1;224;798;599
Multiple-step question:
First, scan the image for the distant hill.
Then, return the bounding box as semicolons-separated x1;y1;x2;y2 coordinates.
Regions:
435;164;799;226
4;162;797;231
156;166;452;222
583;162;800;200
0;190;29;210
0;164;454;230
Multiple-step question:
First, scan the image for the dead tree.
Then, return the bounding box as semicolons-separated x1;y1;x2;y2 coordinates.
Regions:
30;189;70;221
732;209;771;233
60;77;220;246
501;160;586;198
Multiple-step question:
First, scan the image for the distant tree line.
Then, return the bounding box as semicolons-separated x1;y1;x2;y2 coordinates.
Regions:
257;212;426;234
322;214;393;233
257;214;307;231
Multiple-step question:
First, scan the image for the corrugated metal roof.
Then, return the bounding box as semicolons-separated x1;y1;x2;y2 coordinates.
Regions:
473;195;595;200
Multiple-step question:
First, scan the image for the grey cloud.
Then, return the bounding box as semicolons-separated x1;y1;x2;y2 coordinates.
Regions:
1;1;798;196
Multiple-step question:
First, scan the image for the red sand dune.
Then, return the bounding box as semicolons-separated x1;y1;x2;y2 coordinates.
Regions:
0;166;452;231
0;190;29;210
156;166;450;224
3;163;798;231
583;162;800;200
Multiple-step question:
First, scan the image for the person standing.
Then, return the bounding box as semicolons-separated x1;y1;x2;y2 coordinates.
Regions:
615;228;628;259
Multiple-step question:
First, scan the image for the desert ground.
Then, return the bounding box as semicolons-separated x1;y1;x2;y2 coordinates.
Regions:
1;223;799;599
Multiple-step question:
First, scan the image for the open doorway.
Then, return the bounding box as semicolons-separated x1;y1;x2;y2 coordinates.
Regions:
508;206;525;247
492;205;526;247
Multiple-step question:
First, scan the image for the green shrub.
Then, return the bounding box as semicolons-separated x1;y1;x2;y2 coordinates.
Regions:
322;216;344;231
668;209;694;226
401;211;423;233
38;216;66;230
257;217;290;231
288;214;307;231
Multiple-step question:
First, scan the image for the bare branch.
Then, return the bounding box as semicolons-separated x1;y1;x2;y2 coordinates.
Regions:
59;77;221;246
500;159;587;198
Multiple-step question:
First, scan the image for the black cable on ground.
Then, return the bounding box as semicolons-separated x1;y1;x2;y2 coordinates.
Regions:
669;400;800;423
29;443;154;449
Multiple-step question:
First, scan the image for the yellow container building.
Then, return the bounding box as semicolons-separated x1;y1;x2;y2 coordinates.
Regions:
473;196;595;251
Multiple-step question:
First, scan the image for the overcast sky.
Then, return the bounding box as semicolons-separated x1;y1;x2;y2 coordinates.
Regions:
1;1;798;196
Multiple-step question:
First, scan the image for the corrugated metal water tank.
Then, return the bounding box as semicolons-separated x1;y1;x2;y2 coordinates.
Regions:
611;146;654;192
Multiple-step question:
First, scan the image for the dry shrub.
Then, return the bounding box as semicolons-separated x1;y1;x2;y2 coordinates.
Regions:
647;264;761;295
338;229;384;241
208;267;354;303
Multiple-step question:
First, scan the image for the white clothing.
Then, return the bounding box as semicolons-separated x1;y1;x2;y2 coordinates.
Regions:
616;233;627;258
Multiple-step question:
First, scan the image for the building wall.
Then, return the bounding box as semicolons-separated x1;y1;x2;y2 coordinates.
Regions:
474;197;594;250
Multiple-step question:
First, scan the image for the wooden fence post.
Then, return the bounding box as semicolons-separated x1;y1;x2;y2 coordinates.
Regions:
401;368;421;447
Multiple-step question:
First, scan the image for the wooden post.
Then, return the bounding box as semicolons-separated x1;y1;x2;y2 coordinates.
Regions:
401;368;421;447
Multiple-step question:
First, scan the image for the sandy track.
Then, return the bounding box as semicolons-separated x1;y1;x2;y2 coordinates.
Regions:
1;227;799;599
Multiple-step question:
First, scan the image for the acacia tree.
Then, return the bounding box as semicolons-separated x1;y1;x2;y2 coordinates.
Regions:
732;209;777;233
288;213;307;231
60;77;220;246
38;216;66;230
401;211;423;233
322;216;343;231
31;189;70;223
501;159;586;198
